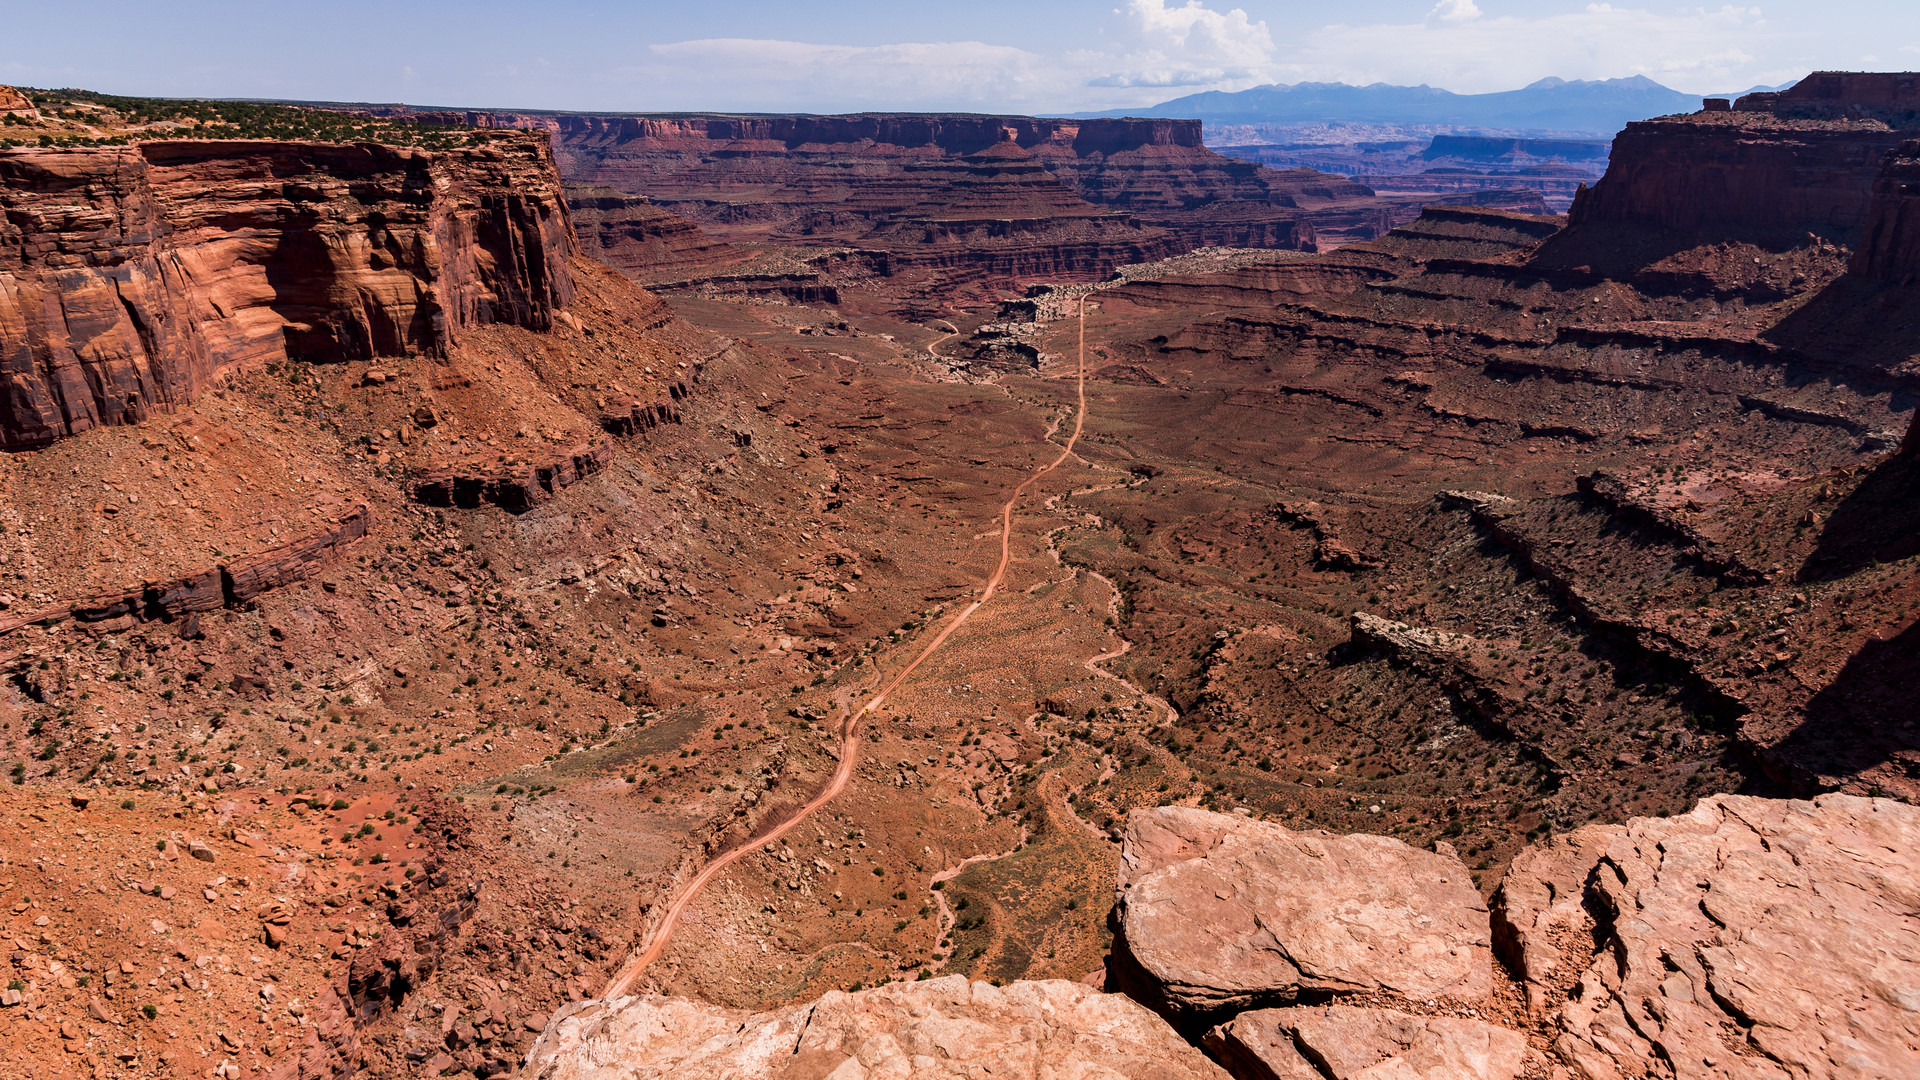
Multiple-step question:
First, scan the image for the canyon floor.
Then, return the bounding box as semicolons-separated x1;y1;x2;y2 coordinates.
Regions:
2;85;1918;1080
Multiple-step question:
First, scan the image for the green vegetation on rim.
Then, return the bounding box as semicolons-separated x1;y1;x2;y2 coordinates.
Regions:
0;87;510;151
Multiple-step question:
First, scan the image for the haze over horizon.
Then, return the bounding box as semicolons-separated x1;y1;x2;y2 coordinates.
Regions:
3;0;1916;116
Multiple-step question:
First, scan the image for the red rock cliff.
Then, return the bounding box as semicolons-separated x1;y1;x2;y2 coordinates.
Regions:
1736;71;1920;125
1567;112;1904;241
1851;139;1920;282
0;136;573;448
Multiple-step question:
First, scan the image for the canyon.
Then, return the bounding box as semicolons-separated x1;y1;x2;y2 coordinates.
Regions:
0;70;1916;1080
359;107;1552;306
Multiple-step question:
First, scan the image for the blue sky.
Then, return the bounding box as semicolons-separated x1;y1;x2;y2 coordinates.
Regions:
4;1;1917;113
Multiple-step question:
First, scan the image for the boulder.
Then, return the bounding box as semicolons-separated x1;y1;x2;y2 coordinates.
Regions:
1111;807;1492;1019
1495;793;1920;1080
1207;1004;1527;1080
523;976;1229;1080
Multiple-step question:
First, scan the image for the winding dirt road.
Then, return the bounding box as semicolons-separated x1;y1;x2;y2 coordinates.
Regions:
602;300;1091;998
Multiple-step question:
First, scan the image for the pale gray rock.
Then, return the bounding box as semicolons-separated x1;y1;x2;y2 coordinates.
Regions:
1207;1004;1528;1080
1349;612;1475;658
523;975;1231;1080
1113;807;1493;1016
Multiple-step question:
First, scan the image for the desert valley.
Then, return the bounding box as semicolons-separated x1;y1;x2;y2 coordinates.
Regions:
0;64;1916;1080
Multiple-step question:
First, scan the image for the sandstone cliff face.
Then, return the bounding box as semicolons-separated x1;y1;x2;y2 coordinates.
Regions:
392;111;1341;260
1850;139;1920;281
0;136;573;448
1566;113;1904;242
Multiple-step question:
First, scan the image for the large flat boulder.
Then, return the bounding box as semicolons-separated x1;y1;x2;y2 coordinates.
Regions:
1207;1004;1528;1080
1495;793;1920;1080
1111;807;1493;1017
522;975;1231;1080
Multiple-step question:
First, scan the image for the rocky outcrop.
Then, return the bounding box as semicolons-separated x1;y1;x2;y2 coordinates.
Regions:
1850;139;1920;282
1109;807;1493;1021
1349;611;1475;659
1564;112;1904;243
1207;1005;1527;1080
523;976;1230;1080
1491;793;1920;1080
0;503;369;636
1736;71;1920;126
411;439;612;513
0;135;574;448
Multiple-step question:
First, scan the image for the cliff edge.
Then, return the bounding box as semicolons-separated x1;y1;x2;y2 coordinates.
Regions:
0;134;573;448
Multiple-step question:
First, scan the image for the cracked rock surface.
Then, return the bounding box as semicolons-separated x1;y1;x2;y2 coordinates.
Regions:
1496;793;1920;1080
1111;807;1493;1016
522;974;1231;1079
1207;1004;1527;1080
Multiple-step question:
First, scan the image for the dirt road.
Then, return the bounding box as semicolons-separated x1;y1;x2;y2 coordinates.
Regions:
602;300;1090;998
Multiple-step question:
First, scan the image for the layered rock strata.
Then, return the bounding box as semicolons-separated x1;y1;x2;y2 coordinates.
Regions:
1736;71;1920;125
412;440;612;513
1560;72;1920;256
523;975;1230;1080
1564;114;1904;242
565;185;740;286
0;135;573;448
0;503;369;636
365;110;1527;272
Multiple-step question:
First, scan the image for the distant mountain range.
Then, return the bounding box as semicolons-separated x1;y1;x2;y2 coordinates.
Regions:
1088;76;1794;136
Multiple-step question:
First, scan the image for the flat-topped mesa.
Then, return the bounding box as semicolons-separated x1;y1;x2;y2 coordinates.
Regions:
848;129;1116;225
1563;109;1906;245
1736;71;1920;126
364;108;1345;259
0;134;573;448
378;109;1208;158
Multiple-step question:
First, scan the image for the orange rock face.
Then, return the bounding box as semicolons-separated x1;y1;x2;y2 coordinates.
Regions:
0;136;573;448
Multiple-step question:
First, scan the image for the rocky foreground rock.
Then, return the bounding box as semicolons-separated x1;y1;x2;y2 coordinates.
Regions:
1207;1004;1527;1080
1111;806;1493;1016
1494;793;1920;1080
528;797;1919;1080
522;975;1230;1079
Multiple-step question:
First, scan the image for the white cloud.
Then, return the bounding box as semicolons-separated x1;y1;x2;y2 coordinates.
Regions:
634;38;1055;112
1430;0;1483;22
628;2;1792;113
1292;5;1778;95
1090;1;1276;87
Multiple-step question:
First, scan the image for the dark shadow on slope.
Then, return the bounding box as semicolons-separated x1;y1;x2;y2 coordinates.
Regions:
1525;220;1845;300
1767;618;1920;792
1763;273;1920;373
1798;452;1920;581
